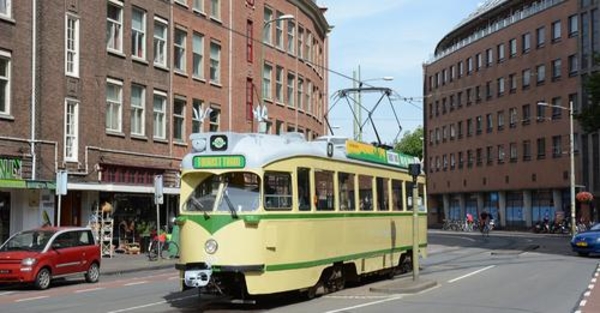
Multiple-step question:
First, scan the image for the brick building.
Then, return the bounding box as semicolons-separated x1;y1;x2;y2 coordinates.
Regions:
422;0;600;228
0;0;330;242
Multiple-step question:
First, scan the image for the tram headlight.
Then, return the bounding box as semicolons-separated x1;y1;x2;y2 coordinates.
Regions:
204;239;218;254
192;138;207;152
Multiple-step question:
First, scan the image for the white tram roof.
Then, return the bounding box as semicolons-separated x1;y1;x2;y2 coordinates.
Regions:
182;132;421;172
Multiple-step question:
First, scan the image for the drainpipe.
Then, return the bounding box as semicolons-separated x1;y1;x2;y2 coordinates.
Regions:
30;0;37;179
228;0;233;130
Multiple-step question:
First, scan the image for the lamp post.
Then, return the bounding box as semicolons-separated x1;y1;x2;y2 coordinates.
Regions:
537;101;575;235
257;14;294;133
352;66;393;141
408;163;421;281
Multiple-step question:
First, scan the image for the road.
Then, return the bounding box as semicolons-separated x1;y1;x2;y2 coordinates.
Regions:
0;230;596;313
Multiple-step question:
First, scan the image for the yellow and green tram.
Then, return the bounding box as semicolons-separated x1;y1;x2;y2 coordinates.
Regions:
175;132;427;299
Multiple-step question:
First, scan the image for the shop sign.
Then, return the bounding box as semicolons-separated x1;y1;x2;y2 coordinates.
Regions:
193;155;246;169
0;158;22;180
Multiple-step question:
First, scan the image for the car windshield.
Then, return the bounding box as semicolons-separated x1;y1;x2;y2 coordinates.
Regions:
0;230;56;252
184;172;260;213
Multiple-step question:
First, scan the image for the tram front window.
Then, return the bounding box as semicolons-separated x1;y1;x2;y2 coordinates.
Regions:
185;172;260;213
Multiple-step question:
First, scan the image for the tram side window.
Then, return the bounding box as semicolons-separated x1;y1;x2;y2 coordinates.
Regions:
315;169;335;211
338;172;355;211
406;182;417;211
358;175;373;211
392;179;404;211
376;177;390;211
264;171;292;211
297;167;311;211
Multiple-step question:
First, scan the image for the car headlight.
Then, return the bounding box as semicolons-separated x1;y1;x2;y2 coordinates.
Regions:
204;239;218;254
21;258;37;266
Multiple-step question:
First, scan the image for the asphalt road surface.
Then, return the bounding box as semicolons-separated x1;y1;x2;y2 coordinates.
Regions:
0;230;595;313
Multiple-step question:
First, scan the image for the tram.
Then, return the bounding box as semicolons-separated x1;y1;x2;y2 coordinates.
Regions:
175;132;427;299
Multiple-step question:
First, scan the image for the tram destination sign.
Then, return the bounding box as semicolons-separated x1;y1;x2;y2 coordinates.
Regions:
345;140;416;169
193;155;246;169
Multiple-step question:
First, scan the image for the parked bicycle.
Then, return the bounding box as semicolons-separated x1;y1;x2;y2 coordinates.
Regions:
147;234;179;261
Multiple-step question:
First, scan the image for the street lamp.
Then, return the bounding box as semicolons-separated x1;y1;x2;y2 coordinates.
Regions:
537;101;575;235
352;69;394;141
257;14;294;133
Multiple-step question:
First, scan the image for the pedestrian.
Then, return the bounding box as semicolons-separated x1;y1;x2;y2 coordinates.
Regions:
466;213;474;231
479;211;489;232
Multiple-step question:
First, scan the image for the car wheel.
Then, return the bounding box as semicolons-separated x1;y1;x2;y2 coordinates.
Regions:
34;268;51;290
85;262;100;283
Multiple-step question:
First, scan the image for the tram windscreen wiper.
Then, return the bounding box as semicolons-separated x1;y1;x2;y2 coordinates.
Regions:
187;197;210;220
222;183;238;219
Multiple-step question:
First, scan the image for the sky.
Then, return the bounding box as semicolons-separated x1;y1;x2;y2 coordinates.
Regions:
317;0;485;144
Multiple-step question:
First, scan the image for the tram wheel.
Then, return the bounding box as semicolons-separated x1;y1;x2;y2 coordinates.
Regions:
399;253;413;274
305;285;317;300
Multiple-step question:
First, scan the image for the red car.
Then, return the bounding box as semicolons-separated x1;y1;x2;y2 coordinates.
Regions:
0;227;101;289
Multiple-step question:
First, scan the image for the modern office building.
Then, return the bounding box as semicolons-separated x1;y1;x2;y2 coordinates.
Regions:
423;0;600;228
0;0;330;242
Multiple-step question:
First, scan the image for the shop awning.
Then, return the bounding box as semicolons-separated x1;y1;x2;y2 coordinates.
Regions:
0;179;56;189
67;182;180;195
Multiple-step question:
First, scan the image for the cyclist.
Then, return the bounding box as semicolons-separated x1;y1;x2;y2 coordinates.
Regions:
479;211;490;234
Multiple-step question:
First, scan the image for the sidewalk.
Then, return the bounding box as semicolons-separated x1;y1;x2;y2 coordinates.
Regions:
99;252;178;276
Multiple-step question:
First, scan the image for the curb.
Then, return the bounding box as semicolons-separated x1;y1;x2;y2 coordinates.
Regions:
100;262;176;277
574;263;600;313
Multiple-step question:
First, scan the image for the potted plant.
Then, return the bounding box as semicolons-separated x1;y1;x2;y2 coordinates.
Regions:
576;191;594;204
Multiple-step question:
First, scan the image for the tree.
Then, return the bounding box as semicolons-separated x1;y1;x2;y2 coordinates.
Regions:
578;69;600;133
394;126;423;160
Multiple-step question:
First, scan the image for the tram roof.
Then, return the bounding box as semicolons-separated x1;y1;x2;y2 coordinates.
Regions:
181;132;421;172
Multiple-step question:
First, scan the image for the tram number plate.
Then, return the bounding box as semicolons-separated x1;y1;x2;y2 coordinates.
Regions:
576;242;588;247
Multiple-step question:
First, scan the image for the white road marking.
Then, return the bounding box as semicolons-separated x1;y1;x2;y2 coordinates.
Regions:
448;265;496;283
456;236;477;242
0;291;15;296
106;294;198;313
15;295;49;302
323;295;404;313
124;281;148;286
168;276;179;280
75;287;106;293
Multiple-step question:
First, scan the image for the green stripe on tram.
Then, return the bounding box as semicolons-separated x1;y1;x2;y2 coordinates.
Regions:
180;212;428;235
264;243;428;272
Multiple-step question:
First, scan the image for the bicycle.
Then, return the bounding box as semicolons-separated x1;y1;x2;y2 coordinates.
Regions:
147;238;179;261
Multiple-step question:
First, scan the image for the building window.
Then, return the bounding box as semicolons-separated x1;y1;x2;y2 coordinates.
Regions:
551;97;562;119
569;14;578;37
297;77;304;111
537;137;546;159
153;91;167;140
153;18;168;67
131;7;146;59
263;63;273;100
275;66;283;103
209;105;220;131
523;140;532;161
568;54;578;76
536;26;545;48
106;79;123;132
106;0;123;53
552;135;562;158
522;104;531;125
522;69;531;89
263;8;273;45
467;57;473;74
509;38;517;57
486;113;493;133
497;43;505;62
287;72;295;107
536;64;545;84
175;0;187;6
552;59;562;80
210;41;221;84
246;20;253;63
64;99;79;161
510;142;517;162
246;78;253;121
66;14;79;77
298;27;304;60
210;0;220;20
522;32;531;53
174;28;186;73
497;77;505;96
476;53;482;70
131;84;145;136
509;73;517;93
497;145;505;163
0;51;10;115
536;103;546;122
275;12;284;49
192;98;204;132
486;48;493;67
0;0;11;19
193;32;204;79
509;107;517;128
287;20;295;55
173;97;185;142
497;110;504;130
193;0;204;13
552;20;561;42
